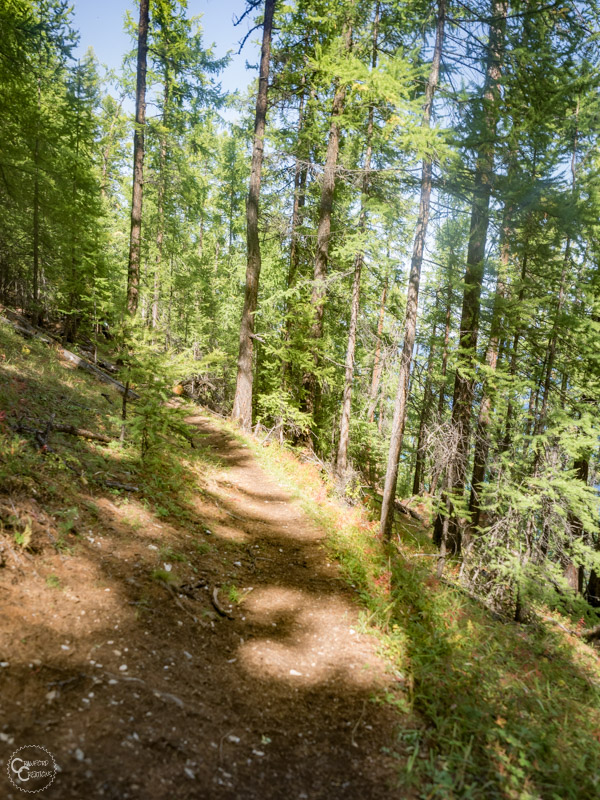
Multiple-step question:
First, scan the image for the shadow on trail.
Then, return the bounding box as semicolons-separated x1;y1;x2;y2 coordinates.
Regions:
1;415;407;800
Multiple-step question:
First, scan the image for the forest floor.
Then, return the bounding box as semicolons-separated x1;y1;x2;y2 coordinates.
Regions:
2;318;600;800
0;321;408;799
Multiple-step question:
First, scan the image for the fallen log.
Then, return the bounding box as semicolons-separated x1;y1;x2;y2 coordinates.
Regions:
100;480;140;492
394;499;423;522
57;347;138;399
12;419;111;446
0;316;53;343
581;623;600;642
53;424;111;443
540;613;600;642
0;311;138;400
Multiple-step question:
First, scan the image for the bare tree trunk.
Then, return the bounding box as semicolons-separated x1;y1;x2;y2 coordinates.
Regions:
302;28;352;424
367;278;388;423
437;282;452;419
32;76;41;323
467;204;511;530
433;0;506;554
281;81;309;387
126;0;149;317
232;0;276;429
336;4;380;479
564;454;588;593
153;68;169;331
33;143;40;319
413;320;438;495
380;0;445;538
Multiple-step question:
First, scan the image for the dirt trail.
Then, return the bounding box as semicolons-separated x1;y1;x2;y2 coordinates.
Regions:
1;414;406;799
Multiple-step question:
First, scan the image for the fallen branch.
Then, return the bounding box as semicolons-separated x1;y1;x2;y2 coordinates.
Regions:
158;580;198;623
211;586;234;619
394;499;423;522
0;311;138;399
103;670;184;708
58;347;138;399
99;480;140;492
581;624;600;642
52;424;111;444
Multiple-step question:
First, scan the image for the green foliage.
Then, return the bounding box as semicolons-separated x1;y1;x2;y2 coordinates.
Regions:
45;574;61;589
255;429;600;800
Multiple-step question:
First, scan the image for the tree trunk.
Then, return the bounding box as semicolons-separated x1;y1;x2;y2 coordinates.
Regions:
281;80;309;387
232;0;276;429
380;0;445;538
413;319;438;495
32;76;42;323
33;142;40;319
432;0;506;554
126;0;149;317
367;278;388;423
437;283;452;419
468;203;511;530
502;247;529;452
288;80;307;290
564;455;588;593
153;67;169;331
302;23;352;423
335;3;379;479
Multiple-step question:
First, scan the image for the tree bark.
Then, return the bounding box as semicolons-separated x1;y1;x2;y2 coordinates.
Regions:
281;80;309;387
367;278;388;423
302;22;352;423
126;0;149;317
432;0;506;554
413;319;438;495
232;0;276;429
335;3;379;479
437;282;452;420
467;203;511;530
380;0;445;538
153;67;170;331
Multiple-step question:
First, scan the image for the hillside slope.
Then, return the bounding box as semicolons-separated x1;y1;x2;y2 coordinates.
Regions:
1;319;600;800
0;321;406;799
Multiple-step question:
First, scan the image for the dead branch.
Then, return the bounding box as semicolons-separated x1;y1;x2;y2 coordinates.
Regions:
211;586;234;619
52;424;111;443
58;347;139;399
0;311;138;399
99;480;140;492
580;623;600;641
394;498;423;522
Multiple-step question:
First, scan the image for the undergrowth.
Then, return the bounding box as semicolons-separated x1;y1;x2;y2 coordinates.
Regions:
0;323;219;562
243;432;600;800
